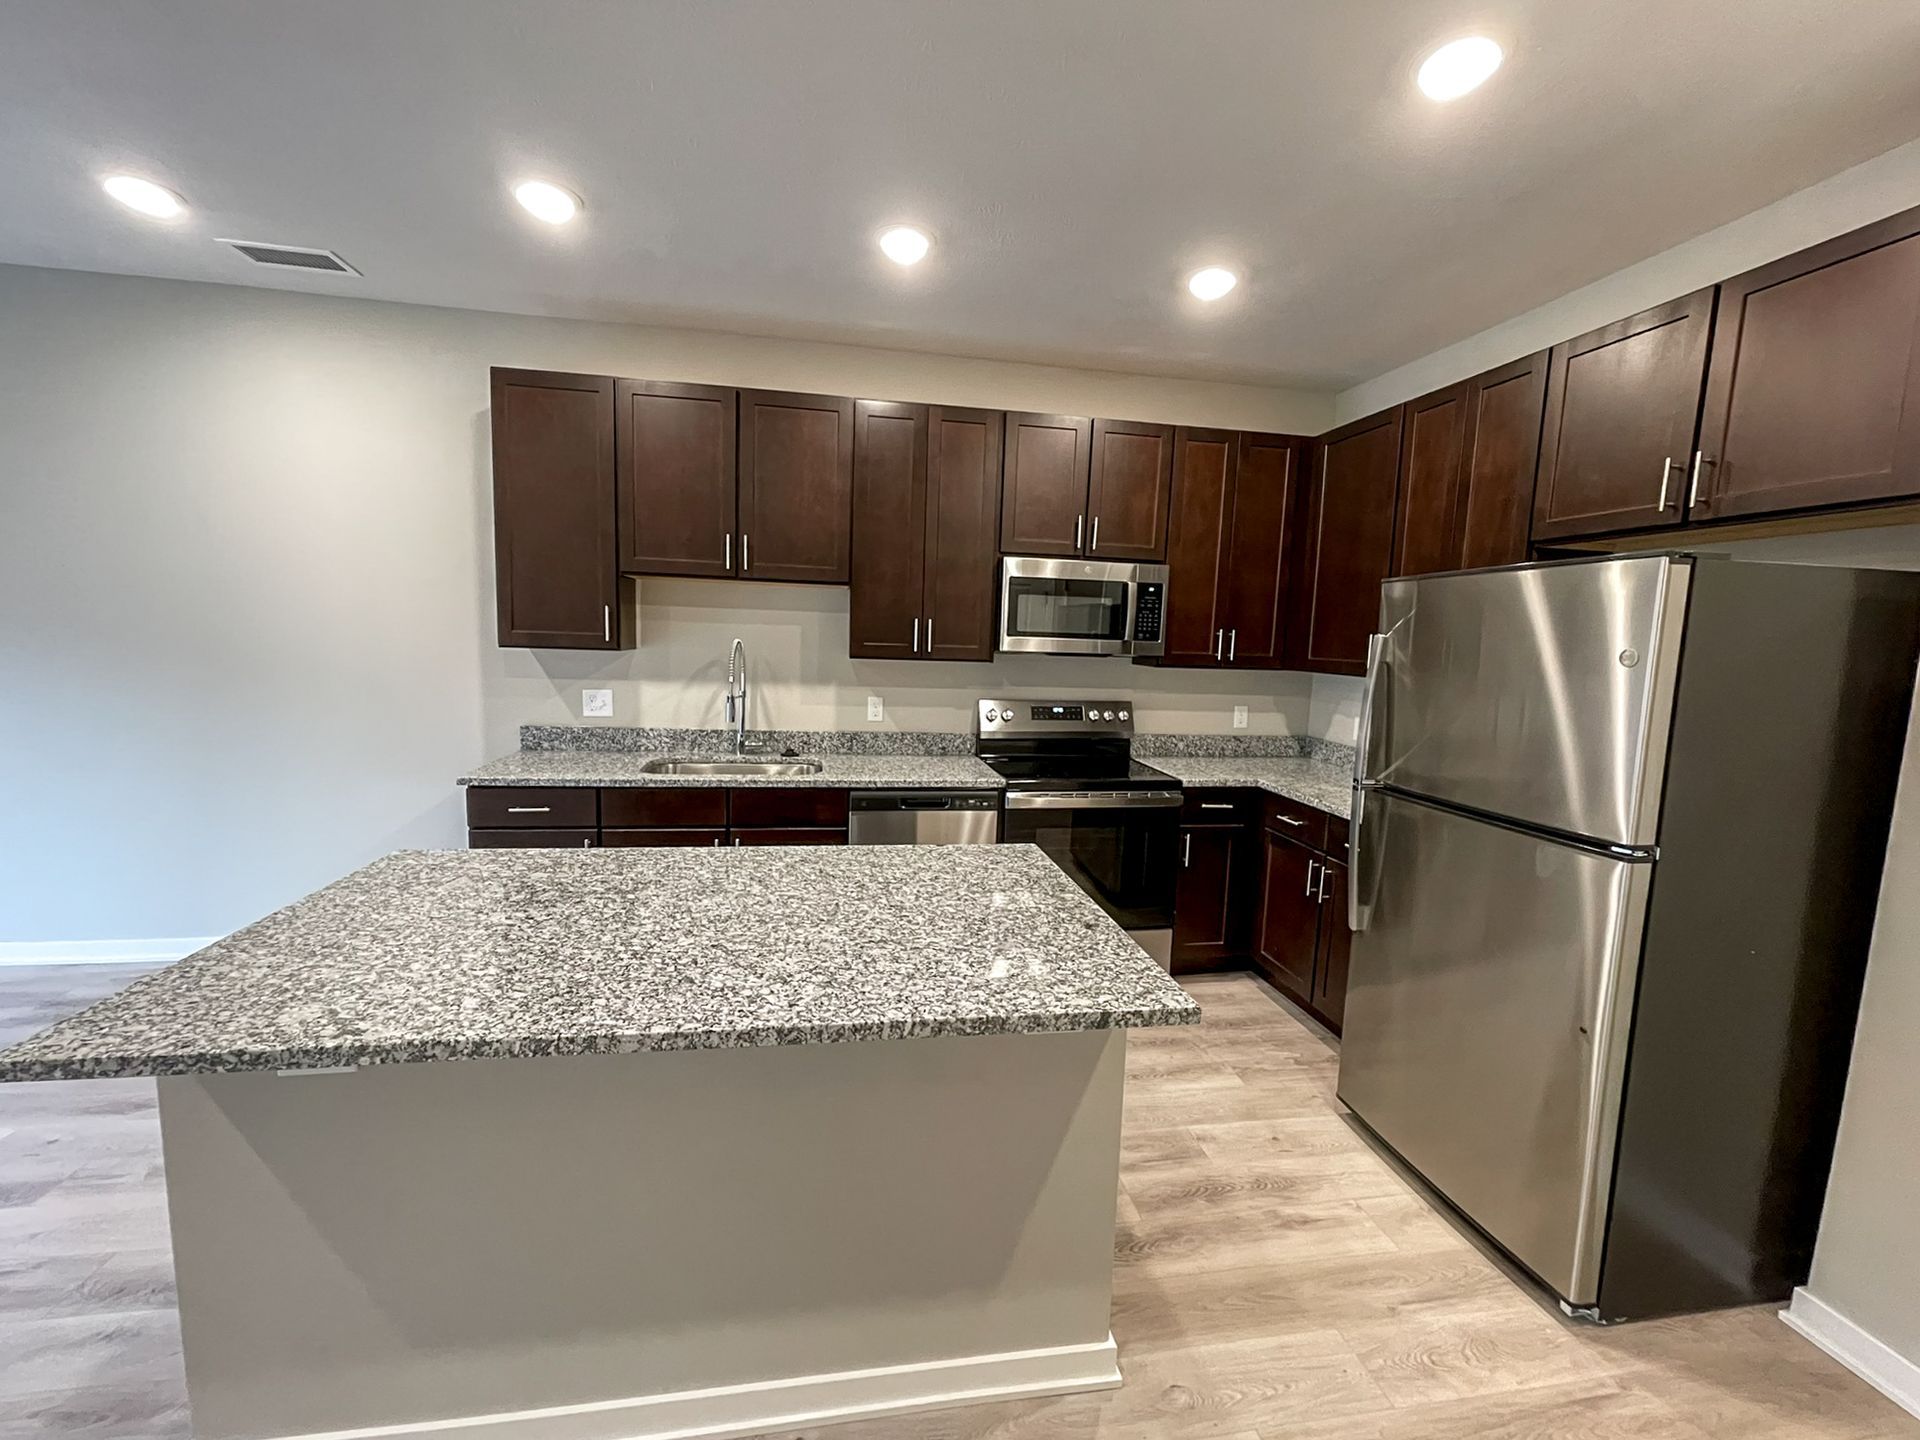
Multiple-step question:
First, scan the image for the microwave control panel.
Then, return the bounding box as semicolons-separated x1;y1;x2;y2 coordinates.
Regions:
1132;582;1165;641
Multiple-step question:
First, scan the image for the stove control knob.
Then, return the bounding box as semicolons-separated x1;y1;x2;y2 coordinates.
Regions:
999;708;1015;721
1101;709;1115;721
1117;709;1130;721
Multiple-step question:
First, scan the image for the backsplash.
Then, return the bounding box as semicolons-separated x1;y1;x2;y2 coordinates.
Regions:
520;725;973;756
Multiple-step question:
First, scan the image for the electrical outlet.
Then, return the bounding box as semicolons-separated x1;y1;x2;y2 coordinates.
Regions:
582;689;614;719
1232;705;1249;730
866;695;884;722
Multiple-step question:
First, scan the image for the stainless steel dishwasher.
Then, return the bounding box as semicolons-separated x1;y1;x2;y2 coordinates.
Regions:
847;790;1001;845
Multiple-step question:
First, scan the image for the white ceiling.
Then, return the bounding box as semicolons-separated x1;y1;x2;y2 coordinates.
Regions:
5;0;1920;390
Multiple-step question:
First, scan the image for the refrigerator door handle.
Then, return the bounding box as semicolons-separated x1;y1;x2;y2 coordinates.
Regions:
1354;630;1388;787
1348;784;1370;931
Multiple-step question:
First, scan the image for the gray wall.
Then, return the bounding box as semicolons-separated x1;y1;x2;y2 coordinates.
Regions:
0;263;1331;943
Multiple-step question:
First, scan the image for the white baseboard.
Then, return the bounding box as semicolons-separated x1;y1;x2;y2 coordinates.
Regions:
274;1334;1120;1440
1783;1289;1920;1420
0;936;216;968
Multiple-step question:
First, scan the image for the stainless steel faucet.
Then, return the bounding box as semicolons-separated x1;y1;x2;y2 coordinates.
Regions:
724;637;748;754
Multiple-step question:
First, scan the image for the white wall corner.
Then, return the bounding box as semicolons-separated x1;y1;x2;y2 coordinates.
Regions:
0;936;217;968
1782;1289;1920;1421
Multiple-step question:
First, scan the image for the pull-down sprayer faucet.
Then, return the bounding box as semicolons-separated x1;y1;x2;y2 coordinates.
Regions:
724;637;748;754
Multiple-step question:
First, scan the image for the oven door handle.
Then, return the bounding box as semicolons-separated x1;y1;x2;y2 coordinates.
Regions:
1004;791;1184;810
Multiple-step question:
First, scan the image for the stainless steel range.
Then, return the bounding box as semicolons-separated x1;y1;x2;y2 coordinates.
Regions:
975;699;1181;967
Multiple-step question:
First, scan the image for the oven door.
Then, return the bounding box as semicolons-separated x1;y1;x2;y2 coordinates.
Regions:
999;557;1138;655
1002;793;1180;950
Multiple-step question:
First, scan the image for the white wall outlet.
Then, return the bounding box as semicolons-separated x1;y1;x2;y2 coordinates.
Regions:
1232;704;1249;730
582;689;614;719
866;695;884;722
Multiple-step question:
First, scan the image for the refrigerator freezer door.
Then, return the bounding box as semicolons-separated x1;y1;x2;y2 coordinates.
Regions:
1361;555;1689;848
1338;788;1652;1306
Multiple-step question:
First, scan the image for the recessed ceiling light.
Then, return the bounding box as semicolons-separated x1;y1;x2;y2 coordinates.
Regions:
1187;267;1238;302
102;175;185;219
1416;36;1504;100
878;225;932;266
513;180;581;225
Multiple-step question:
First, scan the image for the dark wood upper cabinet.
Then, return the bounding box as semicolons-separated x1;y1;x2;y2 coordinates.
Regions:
1694;206;1920;522
1290;409;1402;675
1533;288;1716;541
1000;412;1093;555
738;390;854;583
848;400;927;660
1221;433;1302;667
490;368;630;650
1391;383;1470;578
1455;350;1550;569
616;380;736;578
1161;428;1235;666
1088;419;1175;560
921;406;1004;661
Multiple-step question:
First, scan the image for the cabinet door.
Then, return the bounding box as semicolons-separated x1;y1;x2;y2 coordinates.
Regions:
1000;412;1092;555
739;390;855;582
1455;351;1550;569
1160;428;1235;666
616;380;736;578
1533;289;1715;540
1695;209;1920;521
1221;432;1302;667
468;828;598;849
1088;419;1175;560
601;828;727;847
728;828;847;846
922;406;1005;661
1312;862;1351;1033
490;369;628;649
1172;825;1254;973
1391;383;1469;578
1290;409;1402;675
1255;831;1322;1006
849;400;928;660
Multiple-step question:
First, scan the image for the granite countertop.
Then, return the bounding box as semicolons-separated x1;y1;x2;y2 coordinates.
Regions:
0;847;1199;1082
459;750;1004;790
1144;755;1355;819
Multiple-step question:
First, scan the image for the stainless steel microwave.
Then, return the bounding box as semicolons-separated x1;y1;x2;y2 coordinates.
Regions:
998;556;1168;657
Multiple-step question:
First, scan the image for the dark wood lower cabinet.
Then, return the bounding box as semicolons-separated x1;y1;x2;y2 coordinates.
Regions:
1171;823;1256;974
729;828;846;846
468;829;597;848
1254;822;1352;1034
602;828;727;847
1311;864;1351;1031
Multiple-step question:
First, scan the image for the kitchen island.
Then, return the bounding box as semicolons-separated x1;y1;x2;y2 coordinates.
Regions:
0;846;1197;1440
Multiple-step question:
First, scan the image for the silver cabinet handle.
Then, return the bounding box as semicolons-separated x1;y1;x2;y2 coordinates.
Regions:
1199;802;1235;810
1304;859;1319;896
1228;629;1237;663
725;533;732;570
741;533;749;572
603;605;611;642
1183;833;1192;867
712;837;721;847
732;837;741;847
912;617;920;653
1091;516;1100;551
1316;864;1331;902
1074;514;1084;550
1214;629;1224;661
1690;451;1715;508
581;837;593;848
1657;455;1674;511
505;806;551;814
925;616;933;651
1274;814;1305;828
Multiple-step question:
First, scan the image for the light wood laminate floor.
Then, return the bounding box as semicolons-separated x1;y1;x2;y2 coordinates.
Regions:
1;966;1912;1439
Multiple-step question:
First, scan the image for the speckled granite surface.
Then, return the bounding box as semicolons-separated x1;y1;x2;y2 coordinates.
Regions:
521;725;974;756
1130;734;1310;759
0;847;1199;1082
1145;755;1356;818
461;751;1004;789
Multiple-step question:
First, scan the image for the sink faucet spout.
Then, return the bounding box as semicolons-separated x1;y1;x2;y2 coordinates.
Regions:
725;638;748;754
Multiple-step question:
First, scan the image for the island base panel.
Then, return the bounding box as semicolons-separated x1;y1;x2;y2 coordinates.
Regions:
157;1029;1126;1440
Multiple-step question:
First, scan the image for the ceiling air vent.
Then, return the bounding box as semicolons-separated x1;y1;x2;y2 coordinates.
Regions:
219;239;360;275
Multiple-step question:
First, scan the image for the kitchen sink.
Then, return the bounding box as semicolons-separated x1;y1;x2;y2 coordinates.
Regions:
639;757;824;776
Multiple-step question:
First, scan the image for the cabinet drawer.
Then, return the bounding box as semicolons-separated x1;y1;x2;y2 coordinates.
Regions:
468;828;597;849
729;828;847;846
1262;793;1329;851
602;827;727;848
1324;813;1351;863
465;787;598;829
600;788;728;828
728;788;851;829
1181;788;1257;826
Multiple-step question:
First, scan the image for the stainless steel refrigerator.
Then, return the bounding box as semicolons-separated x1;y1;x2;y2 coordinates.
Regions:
1338;553;1920;1321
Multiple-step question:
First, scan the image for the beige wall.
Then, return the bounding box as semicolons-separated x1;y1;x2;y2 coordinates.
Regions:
1335;136;1920;422
0;263;1329;942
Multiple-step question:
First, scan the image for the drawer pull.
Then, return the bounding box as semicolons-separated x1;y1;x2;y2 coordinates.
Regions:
1273;814;1305;827
1199;802;1235;810
506;806;552;814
